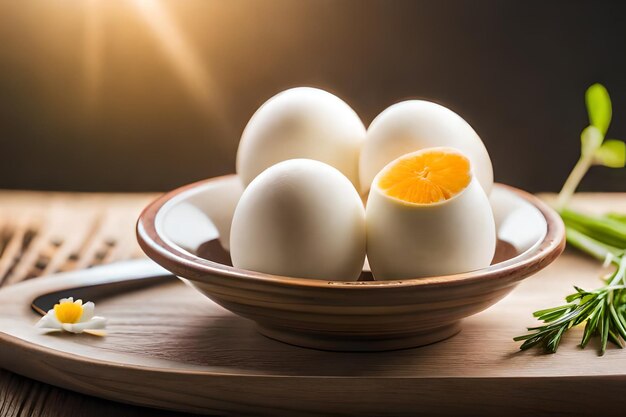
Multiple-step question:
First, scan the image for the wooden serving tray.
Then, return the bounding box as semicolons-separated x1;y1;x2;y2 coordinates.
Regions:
0;249;625;416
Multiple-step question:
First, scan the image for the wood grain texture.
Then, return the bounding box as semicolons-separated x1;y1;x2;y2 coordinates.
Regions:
1;190;626;416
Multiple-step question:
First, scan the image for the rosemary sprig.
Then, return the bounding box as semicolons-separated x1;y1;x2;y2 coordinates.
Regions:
515;84;626;355
514;246;626;355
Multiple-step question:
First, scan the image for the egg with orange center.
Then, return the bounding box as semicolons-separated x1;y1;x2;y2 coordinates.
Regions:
365;147;496;280
359;100;493;195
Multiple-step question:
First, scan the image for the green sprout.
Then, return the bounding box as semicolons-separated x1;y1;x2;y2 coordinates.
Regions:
556;84;625;210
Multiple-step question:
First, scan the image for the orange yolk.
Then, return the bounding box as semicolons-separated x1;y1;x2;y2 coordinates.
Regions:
377;149;471;204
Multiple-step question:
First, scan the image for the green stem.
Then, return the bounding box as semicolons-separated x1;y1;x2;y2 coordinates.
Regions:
607;256;626;287
565;226;622;262
607;213;626;224
561;209;626;248
556;154;595;210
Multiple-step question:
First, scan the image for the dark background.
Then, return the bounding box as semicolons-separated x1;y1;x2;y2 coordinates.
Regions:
0;0;625;193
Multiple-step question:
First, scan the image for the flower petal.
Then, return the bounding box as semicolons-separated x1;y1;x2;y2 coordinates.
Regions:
86;316;107;329
83;329;107;337
36;311;63;330
65;317;107;333
79;302;95;322
59;297;73;304
61;323;80;333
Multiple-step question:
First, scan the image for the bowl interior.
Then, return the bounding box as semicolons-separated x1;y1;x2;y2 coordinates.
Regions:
154;175;547;281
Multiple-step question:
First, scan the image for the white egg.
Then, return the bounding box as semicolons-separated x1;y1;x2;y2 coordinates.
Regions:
366;148;496;280
360;100;493;194
236;87;366;189
230;159;366;281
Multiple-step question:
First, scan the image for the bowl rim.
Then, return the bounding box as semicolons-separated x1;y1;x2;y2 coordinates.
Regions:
137;175;565;290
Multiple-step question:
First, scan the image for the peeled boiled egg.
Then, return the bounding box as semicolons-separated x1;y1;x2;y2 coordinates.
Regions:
236;87;366;189
360;100;493;194
230;159;366;281
365;147;496;280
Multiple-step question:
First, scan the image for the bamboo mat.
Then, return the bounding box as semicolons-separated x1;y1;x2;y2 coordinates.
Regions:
0;191;156;286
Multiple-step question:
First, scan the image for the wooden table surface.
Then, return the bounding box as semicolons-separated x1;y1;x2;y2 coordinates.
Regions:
0;190;625;416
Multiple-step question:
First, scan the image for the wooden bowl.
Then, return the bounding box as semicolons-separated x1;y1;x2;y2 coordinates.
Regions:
137;175;565;351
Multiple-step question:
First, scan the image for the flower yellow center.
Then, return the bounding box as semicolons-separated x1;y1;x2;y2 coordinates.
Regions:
54;302;83;324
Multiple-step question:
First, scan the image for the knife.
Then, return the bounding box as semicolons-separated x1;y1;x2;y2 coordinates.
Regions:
31;259;175;315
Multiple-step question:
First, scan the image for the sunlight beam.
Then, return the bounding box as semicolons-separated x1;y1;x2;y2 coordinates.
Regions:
131;0;226;125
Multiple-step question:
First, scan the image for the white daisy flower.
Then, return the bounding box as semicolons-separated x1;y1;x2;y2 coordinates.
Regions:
36;297;107;335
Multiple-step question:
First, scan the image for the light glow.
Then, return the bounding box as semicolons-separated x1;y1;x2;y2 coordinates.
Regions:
131;0;223;119
80;0;227;126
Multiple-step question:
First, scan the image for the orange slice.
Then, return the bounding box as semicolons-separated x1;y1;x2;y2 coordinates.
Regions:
377;148;471;204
